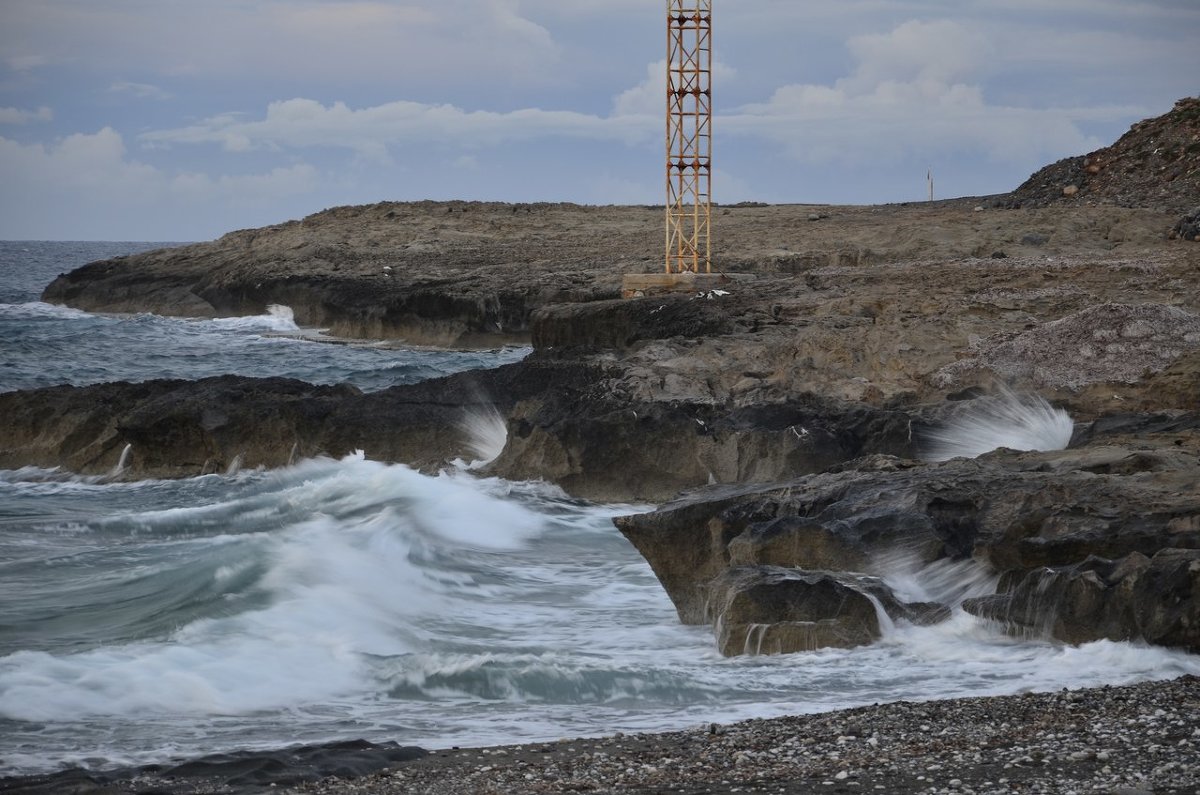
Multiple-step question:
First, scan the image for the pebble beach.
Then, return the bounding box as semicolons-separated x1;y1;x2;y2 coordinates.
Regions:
291;676;1200;795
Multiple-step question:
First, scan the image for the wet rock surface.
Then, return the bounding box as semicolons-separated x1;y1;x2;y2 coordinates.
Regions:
617;423;1200;655
965;547;1200;650
0;739;426;795
706;565;948;656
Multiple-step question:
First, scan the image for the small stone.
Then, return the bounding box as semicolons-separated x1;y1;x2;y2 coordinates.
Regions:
1062;184;1079;196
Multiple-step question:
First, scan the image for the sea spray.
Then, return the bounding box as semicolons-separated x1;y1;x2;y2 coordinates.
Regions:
922;388;1073;462
6;458;1200;775
209;304;300;333
457;403;508;467
106;443;132;480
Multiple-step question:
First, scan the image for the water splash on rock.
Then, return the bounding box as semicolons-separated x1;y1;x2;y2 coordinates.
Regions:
922;389;1072;462
458;404;508;467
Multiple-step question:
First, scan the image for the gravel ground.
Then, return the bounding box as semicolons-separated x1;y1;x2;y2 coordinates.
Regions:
6;677;1197;794
291;676;1200;795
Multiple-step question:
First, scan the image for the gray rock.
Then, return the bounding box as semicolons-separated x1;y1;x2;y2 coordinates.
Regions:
616;432;1200;654
706;565;948;656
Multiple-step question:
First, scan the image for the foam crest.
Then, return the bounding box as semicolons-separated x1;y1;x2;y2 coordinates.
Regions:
208;304;299;333
922;389;1073;462
0;454;550;721
379;652;720;705
1;301;94;320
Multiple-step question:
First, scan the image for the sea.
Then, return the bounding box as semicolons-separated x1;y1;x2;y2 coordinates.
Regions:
2;241;1199;777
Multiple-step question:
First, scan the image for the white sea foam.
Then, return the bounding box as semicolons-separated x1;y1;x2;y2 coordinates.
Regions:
922;388;1073;462
0;301;94;320
0;454;550;723
5;453;1200;774
208;304;299;333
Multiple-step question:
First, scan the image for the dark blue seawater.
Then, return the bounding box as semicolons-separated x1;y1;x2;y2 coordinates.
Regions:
3;242;1198;777
0;241;528;393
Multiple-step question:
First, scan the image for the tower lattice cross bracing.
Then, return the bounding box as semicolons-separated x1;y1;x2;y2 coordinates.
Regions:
665;0;712;274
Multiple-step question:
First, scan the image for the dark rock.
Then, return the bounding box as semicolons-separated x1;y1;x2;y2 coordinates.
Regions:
530;293;755;352
616;435;1200;653
0;740;427;795
706;565;948;656
964;548;1200;652
1172;206;1200;241
0;361;603;479
496;393;917;502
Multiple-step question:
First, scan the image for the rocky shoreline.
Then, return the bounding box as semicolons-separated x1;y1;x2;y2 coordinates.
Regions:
6;195;1199;659
5;676;1198;794
2;99;1199;792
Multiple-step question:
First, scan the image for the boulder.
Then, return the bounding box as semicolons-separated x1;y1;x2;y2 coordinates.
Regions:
963;548;1200;652
1172;206;1200;241
706;565;948;656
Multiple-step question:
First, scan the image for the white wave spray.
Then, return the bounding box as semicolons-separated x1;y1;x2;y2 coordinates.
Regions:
922;389;1073;462
209;304;299;333
457;404;508;467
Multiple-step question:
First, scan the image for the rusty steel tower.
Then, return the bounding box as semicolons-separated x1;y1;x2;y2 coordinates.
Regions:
665;0;712;274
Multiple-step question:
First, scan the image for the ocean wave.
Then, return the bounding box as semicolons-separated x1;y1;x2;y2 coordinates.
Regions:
207;304;300;333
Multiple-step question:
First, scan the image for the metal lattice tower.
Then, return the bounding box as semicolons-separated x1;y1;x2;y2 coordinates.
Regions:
665;0;712;274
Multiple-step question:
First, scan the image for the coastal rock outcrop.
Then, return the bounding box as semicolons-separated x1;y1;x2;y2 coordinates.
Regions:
0;360;607;479
705;565;948;656
963;548;1200;651
615;422;1200;655
491;392;916;502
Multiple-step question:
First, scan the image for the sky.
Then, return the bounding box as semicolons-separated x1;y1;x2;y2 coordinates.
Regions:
0;1;1197;241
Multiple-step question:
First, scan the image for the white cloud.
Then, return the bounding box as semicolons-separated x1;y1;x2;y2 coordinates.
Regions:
724;19;1137;166
0;105;52;124
0;128;319;239
2;1;1197;238
108;81;172;101
140;97;656;157
840;20;990;92
168;164;319;204
0;127;161;195
0;1;564;88
5;54;49;72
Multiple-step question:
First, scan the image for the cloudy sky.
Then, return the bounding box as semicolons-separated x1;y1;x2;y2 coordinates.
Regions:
1;0;1197;241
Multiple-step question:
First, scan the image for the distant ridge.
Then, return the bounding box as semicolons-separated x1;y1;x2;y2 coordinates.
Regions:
1007;96;1200;214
